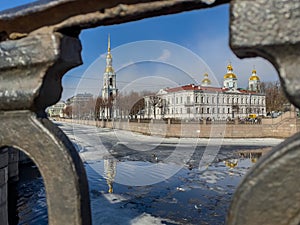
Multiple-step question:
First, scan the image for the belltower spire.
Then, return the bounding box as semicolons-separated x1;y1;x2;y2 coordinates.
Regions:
105;34;114;73
107;33;111;52
103;34;116;94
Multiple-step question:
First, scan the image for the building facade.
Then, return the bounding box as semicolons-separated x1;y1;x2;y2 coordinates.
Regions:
144;64;266;120
47;101;66;117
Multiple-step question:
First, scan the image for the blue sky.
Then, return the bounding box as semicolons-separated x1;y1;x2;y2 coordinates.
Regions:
1;1;279;100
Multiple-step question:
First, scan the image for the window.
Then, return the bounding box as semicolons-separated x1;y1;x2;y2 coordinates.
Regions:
109;77;113;86
187;96;190;104
180;97;183;103
206;97;209;104
201;96;204;103
180;108;182;114
187;108;190;114
207;108;210;114
212;97;215;104
176;97;178;104
228;108;230;114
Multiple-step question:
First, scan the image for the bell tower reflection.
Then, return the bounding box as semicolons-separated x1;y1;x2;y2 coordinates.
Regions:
104;157;117;193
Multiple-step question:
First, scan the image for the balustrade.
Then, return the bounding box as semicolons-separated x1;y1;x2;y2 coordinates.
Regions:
0;0;298;224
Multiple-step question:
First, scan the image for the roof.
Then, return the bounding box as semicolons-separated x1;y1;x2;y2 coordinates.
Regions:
164;84;263;95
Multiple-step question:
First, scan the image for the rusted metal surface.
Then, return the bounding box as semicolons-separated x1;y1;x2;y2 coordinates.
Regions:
227;133;300;225
0;111;91;225
230;0;300;108
228;0;300;224
0;148;8;225
0;0;299;224
0;32;81;112
0;13;89;224
0;0;229;39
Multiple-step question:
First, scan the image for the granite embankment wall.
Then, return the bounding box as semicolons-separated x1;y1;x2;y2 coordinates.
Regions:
58;111;300;139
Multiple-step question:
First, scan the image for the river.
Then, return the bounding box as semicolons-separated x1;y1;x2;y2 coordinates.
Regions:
15;122;282;225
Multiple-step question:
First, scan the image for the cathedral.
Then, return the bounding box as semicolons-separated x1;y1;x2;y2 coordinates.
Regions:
144;63;266;120
99;36;265;121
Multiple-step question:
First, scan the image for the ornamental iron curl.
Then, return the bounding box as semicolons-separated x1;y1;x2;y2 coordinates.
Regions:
0;0;299;224
228;0;300;224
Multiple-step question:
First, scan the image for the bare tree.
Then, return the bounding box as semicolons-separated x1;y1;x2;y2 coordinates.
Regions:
262;81;289;112
130;98;145;118
95;97;105;120
62;105;72;118
115;91;148;119
149;95;161;119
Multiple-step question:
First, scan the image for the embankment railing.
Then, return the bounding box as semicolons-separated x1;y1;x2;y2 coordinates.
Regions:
0;1;299;225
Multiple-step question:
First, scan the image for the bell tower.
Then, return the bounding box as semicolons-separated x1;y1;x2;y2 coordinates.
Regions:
102;34;117;100
248;68;261;93
223;63;238;90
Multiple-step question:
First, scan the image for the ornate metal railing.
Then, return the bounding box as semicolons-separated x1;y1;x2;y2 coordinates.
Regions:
0;0;299;224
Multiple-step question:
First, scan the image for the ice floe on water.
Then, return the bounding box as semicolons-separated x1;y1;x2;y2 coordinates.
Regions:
53;122;286;224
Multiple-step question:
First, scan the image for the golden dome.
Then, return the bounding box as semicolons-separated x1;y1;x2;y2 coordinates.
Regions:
224;73;237;79
201;73;211;85
249;76;260;81
105;66;114;73
249;69;260;81
227;64;233;71
224;63;237;79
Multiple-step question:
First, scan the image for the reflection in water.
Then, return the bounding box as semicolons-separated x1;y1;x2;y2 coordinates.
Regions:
224;159;238;169
225;152;263;169
104;157;117;193
239;152;262;163
16;148;268;225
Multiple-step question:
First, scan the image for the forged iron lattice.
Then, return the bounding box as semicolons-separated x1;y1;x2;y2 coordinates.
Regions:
0;0;299;224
